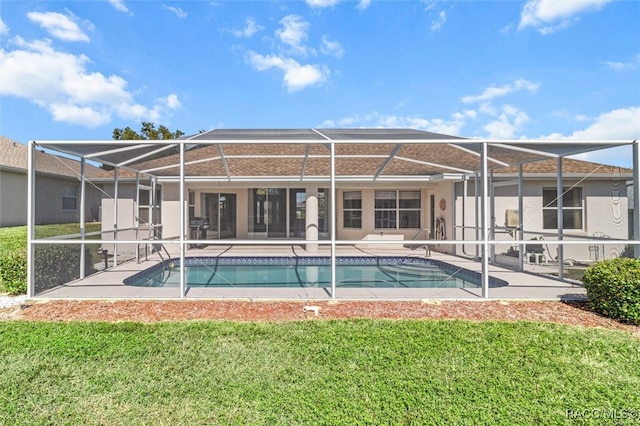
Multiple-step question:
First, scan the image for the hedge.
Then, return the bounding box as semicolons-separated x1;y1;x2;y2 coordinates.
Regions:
0;248;27;295
582;257;640;325
34;245;95;294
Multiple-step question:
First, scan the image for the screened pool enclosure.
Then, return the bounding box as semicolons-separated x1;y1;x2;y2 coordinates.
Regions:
26;129;640;299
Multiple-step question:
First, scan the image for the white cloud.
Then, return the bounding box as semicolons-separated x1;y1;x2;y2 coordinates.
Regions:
431;10;446;32
49;104;111;127
276;15;311;56
232;17;263;38
518;0;611;34
27;11;90;42
306;0;341;8
165;94;181;109
461;78;540;104
0;17;9;36
553;107;640;140
320;36;344;58
246;51;328;92
163;6;187;19
551;107;640;167
0;37;176;128
357;0;372;10
108;0;129;13
602;54;640;71
482;105;529;139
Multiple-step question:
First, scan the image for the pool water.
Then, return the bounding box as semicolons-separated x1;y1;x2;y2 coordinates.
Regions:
125;257;505;289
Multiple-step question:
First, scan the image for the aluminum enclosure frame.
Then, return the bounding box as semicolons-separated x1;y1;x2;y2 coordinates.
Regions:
27;130;640;299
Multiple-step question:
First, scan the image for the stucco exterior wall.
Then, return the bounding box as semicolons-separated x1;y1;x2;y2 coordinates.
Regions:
454;177;630;262
0;170;27;227
1;170;102;227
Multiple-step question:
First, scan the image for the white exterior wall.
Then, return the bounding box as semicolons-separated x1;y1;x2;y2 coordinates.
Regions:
454;178;630;262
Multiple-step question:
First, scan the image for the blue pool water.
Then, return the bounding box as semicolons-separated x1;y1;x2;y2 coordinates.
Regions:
125;257;507;289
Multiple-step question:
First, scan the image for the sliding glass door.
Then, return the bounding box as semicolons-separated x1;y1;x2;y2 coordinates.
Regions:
249;188;329;239
201;192;236;239
249;188;286;238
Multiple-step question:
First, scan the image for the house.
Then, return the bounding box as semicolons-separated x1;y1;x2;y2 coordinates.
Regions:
26;129;639;298
0;136;108;227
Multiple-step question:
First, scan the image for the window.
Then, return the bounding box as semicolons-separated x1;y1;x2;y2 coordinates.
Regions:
62;185;77;210
343;191;362;228
375;190;421;229
542;187;583;230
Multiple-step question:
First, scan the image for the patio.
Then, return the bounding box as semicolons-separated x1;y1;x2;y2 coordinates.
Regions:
36;244;587;301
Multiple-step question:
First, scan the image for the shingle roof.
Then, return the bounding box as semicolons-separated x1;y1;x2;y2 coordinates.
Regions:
32;129;634;180
0;136;119;179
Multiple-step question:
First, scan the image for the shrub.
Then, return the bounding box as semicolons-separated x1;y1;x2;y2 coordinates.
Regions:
34;245;94;294
0;248;28;295
582;258;640;325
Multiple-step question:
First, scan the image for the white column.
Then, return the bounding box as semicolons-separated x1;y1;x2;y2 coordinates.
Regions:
330;142;337;299
305;185;318;252
557;157;564;281
113;167;118;267
633;141;640;258
481;142;490;298
180;142;186;298
80;158;86;278
27;141;36;297
518;164;524;271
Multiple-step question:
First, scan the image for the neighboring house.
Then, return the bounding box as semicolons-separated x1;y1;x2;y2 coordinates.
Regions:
0;136;108;227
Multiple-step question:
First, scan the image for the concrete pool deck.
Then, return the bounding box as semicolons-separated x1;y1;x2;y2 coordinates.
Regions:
35;244;587;301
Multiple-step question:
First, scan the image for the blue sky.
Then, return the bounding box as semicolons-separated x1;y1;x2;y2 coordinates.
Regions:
1;0;639;166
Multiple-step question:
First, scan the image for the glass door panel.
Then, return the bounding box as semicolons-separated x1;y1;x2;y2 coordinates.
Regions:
268;188;286;238
249;189;267;235
219;193;236;238
289;189;306;238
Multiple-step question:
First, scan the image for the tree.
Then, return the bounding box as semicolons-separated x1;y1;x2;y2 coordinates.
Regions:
112;122;185;140
103;122;186;169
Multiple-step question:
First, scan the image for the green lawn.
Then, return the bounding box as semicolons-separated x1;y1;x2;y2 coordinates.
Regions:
1;320;638;425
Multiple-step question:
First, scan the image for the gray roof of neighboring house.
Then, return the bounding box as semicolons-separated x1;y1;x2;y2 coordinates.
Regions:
0;136;116;179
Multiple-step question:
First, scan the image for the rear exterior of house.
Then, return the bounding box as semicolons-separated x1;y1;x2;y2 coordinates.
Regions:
94;130;634;264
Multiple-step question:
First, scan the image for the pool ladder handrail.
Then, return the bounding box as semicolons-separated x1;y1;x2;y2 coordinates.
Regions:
404;228;431;257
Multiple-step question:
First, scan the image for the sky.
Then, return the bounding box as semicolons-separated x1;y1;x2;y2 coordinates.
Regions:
0;0;639;166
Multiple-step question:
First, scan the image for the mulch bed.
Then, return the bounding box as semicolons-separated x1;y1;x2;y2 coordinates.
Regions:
1;299;638;335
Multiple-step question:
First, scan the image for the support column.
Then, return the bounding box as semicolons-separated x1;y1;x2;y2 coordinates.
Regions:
633;141;640;258
518;164;524;271
27;141;36;297
330;142;337;299
557;157;564;281
305;185;319;252
113;167;118;267
481;142;490;298
489;169;495;264
80;158;86;279
180;143;186;298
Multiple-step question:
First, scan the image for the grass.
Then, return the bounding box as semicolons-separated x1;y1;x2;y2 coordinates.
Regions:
1;319;639;425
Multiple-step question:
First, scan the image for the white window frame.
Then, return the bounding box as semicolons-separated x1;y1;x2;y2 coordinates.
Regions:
542;187;584;230
62;184;78;211
343;191;362;229
374;190;421;229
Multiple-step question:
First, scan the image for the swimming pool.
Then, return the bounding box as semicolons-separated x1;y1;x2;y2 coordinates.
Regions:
125;256;508;289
